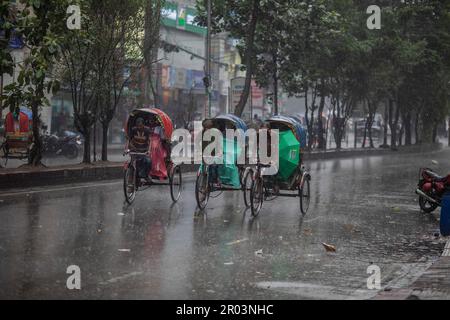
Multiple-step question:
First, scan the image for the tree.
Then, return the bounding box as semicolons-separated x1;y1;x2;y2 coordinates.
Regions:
0;1;15;80
96;0;145;161
59;0;145;163
196;0;260;117
1;0;70;166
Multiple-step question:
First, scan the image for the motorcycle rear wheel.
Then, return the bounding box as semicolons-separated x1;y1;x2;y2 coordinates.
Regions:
419;196;439;213
64;145;79;159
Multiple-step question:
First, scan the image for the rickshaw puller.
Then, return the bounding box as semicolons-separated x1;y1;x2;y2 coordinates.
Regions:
128;118;152;183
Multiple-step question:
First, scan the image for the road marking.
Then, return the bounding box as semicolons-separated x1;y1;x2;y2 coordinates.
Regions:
99;271;143;285
443;239;450;257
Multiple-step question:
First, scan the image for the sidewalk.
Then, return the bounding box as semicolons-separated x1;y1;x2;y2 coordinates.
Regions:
374;239;450;300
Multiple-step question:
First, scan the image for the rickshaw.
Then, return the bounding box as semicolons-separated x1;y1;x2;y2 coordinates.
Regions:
250;115;311;217
123;108;183;204
0;108;33;167
195;114;254;210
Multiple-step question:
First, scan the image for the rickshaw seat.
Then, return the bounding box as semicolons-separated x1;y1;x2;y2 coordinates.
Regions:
5;133;31;150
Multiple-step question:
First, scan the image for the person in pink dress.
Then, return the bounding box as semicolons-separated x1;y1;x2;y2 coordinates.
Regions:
149;118;168;180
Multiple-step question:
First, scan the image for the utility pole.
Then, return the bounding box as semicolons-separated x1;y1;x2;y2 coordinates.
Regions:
204;0;212;118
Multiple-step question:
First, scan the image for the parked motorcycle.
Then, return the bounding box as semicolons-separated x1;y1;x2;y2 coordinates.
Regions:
416;168;450;213
42;131;82;159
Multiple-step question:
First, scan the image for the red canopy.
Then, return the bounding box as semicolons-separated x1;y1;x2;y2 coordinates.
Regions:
125;108;173;139
5;111;31;134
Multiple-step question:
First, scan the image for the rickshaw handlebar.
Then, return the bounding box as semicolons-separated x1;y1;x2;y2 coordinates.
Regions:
123;150;149;157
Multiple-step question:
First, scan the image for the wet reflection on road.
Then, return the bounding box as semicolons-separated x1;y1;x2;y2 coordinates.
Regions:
0;149;448;299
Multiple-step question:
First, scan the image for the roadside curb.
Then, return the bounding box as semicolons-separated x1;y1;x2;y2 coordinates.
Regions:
373;237;450;300
0;163;200;190
304;143;443;161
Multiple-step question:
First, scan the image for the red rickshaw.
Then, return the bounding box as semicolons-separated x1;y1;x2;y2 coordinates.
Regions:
0;108;33;167
123;108;183;204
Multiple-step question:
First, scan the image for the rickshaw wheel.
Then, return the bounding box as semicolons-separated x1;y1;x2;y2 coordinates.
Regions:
242;169;253;208
195;170;210;210
300;178;310;215
124;165;137;204
170;165;182;202
0;143;8;167
250;176;264;217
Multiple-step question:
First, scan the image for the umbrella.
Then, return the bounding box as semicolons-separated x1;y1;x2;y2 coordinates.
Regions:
277;130;300;181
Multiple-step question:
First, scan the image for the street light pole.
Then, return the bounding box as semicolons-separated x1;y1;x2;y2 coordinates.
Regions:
205;0;212;118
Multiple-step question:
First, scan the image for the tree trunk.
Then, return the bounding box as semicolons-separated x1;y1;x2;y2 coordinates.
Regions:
333;118;344;150
404;112;412;145
272;52;279;116
29;101;43;166
432;122;438;143
234;0;259;117
317;81;326;149
398;123;404;147
389;99;399;150
361;117;368;148
420;110;434;143
102;123;108;161
381;102;388;147
93;120;97;162
414;111;420;145
367;100;376;149
448;117;450;147
304;86;314;150
368;116;374;148
83;130;91;164
335;130;342;149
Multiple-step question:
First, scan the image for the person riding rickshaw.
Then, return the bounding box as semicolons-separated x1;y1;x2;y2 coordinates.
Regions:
250;115;311;217
0;107;33;167
123;108;183;204
195;114;254;210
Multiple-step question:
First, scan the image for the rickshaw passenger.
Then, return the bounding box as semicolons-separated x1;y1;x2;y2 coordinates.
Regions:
129;118;151;181
149;118;168;179
202;120;219;185
258;122;271;159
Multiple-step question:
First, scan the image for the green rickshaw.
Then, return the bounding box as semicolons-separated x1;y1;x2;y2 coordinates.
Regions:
250;115;311;217
195;114;254;210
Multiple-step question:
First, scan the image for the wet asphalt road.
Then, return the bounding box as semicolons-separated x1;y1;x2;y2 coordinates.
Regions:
0;149;449;300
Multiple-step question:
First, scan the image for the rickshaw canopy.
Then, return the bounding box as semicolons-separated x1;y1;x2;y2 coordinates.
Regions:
4;110;31;135
201;114;247;189
125;108;174;139
265;115;307;182
267;115;307;148
277;130;300;180
204;114;248;132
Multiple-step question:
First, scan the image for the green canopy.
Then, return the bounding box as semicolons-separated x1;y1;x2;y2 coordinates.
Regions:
277;130;300;181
